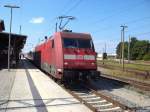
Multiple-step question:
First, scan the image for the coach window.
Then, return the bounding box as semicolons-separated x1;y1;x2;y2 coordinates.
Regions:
52;40;55;48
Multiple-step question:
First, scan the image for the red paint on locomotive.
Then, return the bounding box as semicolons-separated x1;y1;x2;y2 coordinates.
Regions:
33;31;100;81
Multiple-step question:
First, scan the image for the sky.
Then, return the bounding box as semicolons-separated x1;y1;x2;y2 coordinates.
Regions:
0;0;150;54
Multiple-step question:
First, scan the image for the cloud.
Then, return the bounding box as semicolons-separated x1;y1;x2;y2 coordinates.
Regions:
29;17;44;24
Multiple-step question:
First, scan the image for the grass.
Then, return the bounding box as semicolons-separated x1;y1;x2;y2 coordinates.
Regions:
97;59;150;72
98;67;150;84
97;59;150;84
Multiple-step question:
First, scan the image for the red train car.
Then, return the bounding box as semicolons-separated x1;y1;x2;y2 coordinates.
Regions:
33;31;100;81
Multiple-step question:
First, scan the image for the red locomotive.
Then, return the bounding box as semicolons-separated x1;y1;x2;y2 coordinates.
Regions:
31;31;100;82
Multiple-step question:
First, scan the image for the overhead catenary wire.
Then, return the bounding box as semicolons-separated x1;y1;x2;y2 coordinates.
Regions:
128;23;150;31
63;0;82;15
93;16;150;33
89;0;148;34
132;31;150;36
44;0;75;32
125;16;150;25
88;0;149;54
59;0;74;15
92;0;146;25
49;0;83;32
35;0;83;45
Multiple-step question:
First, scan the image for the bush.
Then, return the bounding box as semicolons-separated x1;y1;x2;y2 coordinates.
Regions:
143;54;150;61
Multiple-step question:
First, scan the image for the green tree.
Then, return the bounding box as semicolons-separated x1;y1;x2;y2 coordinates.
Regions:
116;37;150;60
116;42;128;59
130;37;138;60
132;40;149;60
116;42;122;58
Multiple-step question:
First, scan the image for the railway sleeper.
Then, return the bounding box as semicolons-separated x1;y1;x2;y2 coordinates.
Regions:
72;90;89;93
80;94;97;98
87;99;107;104
93;102;113;108
73;92;89;96
97;106;122;112
92;100;111;105
83;97;101;101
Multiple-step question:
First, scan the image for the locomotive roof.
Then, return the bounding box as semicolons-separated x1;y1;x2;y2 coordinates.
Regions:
35;31;92;47
59;31;92;39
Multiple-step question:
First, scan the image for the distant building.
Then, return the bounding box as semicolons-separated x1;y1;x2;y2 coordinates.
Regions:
0;18;27;68
97;53;116;60
107;53;117;59
0;19;5;32
97;53;103;60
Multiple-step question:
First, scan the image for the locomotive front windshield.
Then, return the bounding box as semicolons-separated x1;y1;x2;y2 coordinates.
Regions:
63;38;94;49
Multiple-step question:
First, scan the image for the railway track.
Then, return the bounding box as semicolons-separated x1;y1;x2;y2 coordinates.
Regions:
61;83;134;112
100;74;150;91
28;60;136;111
98;64;149;77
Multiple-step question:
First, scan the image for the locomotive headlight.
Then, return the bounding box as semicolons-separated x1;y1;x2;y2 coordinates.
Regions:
64;62;68;65
91;62;95;65
57;69;62;72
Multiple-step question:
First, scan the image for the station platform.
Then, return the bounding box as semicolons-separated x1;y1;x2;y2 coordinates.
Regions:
0;59;91;112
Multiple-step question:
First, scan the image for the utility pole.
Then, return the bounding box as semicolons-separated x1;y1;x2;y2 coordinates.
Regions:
4;5;20;71
19;25;22;34
128;35;131;63
102;48;104;64
120;25;128;71
104;43;106;53
120;30;122;64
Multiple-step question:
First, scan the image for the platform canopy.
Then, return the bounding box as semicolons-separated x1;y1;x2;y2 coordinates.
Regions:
0;32;27;51
0;32;27;68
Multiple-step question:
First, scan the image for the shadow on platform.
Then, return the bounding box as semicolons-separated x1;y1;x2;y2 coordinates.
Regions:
0;59;36;70
0;97;80;111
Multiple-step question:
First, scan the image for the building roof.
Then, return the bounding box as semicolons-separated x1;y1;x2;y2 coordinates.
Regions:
0;32;27;51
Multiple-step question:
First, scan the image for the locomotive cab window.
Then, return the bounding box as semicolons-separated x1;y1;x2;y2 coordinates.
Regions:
63;38;94;50
78;39;92;49
63;38;77;48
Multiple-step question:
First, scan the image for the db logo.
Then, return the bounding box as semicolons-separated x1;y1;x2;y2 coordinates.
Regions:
76;55;83;60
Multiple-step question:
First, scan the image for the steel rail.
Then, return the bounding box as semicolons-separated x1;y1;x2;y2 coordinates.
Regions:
59;82;133;112
84;83;135;112
100;74;150;91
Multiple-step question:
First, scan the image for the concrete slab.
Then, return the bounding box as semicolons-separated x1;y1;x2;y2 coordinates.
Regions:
0;69;16;111
0;60;91;112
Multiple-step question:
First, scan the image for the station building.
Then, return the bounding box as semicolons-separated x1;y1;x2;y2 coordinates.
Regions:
0;19;27;68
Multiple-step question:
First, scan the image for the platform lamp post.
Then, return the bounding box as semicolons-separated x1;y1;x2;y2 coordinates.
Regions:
4;5;20;71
